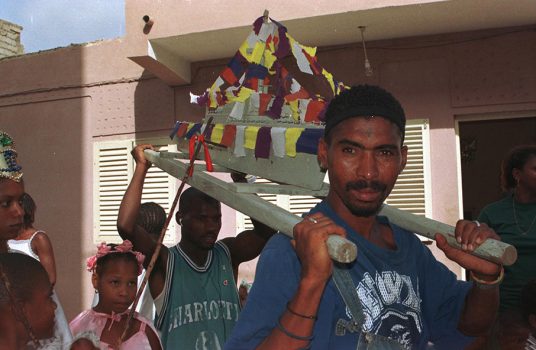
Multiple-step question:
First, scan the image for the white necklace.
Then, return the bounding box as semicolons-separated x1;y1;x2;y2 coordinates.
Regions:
512;196;536;235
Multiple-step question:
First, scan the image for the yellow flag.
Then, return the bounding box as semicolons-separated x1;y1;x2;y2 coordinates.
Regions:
285;128;304;157
244;126;261;150
211;124;225;144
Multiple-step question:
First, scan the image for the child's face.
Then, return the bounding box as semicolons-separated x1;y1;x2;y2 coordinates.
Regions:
0;179;24;241
93;259;138;314
24;279;56;340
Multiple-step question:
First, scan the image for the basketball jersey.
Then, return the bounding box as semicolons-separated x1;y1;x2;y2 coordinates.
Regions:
155;241;240;349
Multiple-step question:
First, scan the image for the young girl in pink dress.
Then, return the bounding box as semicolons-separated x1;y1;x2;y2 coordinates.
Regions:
70;240;162;350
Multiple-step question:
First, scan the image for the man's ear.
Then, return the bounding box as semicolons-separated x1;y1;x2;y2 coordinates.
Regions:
317;138;328;171
175;211;183;225
512;168;521;184
400;145;408;173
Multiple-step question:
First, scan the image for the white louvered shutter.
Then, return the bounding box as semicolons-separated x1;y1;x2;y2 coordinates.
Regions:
236;180;322;232
94;141;177;244
236;178;281;232
385;119;431;217
140;144;177;243
94;141;132;243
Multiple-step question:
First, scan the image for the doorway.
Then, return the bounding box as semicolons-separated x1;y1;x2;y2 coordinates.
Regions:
458;116;536;221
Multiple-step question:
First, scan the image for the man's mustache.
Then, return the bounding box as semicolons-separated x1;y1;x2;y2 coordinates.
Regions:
345;180;387;192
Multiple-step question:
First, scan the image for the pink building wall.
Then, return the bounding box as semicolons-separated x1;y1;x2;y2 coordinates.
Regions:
1;1;535;319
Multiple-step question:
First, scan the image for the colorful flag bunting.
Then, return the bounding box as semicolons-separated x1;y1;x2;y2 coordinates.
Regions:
285;128;304;157
255;127;272;159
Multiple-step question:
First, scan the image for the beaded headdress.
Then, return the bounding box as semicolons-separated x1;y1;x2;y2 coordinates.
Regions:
86;240;145;275
0;132;23;182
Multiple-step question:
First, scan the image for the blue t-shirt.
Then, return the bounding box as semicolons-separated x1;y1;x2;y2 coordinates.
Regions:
224;201;472;350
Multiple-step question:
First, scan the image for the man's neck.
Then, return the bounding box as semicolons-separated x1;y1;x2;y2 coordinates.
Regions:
326;198;396;250
178;241;210;266
0;241;7;253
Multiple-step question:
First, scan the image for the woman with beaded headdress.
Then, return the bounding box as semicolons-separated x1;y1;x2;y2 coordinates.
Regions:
0;131;74;348
478;144;536;348
0;131;25;253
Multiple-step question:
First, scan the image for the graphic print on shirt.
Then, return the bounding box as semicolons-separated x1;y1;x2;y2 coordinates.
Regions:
167;299;240;332
336;271;422;349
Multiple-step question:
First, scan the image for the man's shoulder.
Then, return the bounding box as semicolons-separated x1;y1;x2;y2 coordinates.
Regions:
386;219;425;247
481;195;511;212
263;232;293;251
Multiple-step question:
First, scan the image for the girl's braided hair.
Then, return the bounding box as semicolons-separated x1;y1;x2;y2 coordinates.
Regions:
0;253;49;347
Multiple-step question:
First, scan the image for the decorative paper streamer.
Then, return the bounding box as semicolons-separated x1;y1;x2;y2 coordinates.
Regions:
259;93;272;115
222;67;239;85
287;100;300;122
304;100;325;122
263;48;277;70
185;123;202;139
321;68;335;95
254;127;272;159
271;18;290;58
230;102;245;120
296;129;324;155
228;87;255;103
258;22;275;42
189;14;349;120
285;128;305;157
177;122;190;138
210;124;225;144
267;95;284;119
233;125;247;157
291;39;313;75
220;125;237;148
270;127;286;158
285;87;310;102
299;99;311;123
244;126;261;150
249;92;260;112
169;121;181;139
251;42;265;64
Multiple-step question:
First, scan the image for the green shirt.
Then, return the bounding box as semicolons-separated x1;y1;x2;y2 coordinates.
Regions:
155;241;240;349
478;194;536;312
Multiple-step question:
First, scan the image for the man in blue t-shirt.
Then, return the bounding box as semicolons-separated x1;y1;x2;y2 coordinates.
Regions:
225;85;502;350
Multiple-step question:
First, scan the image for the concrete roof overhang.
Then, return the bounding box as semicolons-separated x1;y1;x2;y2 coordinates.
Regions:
129;0;536;86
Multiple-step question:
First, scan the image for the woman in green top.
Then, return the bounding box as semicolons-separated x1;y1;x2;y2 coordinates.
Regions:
478;144;536;348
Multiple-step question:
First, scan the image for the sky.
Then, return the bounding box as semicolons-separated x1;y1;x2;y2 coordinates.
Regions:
0;0;125;53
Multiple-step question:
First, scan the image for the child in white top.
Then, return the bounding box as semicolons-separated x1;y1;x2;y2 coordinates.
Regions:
8;192;72;348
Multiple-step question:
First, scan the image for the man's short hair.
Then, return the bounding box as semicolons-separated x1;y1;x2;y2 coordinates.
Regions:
324;84;406;143
136;202;166;237
176;187;220;223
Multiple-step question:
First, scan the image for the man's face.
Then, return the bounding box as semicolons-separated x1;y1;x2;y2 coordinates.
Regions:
0;179;24;242
319;116;407;218
179;199;222;250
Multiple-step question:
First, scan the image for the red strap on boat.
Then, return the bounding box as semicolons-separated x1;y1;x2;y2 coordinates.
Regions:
188;134;214;176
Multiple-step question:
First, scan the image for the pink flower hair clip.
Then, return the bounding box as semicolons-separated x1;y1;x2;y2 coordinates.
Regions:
86;240;145;275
